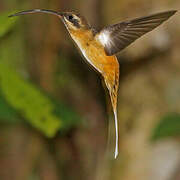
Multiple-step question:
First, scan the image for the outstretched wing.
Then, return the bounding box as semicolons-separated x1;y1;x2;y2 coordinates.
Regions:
96;10;176;56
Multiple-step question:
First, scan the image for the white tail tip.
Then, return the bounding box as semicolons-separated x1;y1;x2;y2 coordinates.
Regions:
115;146;118;159
114;110;119;159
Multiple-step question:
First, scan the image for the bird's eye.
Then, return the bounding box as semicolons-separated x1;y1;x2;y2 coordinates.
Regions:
65;14;80;28
67;15;73;20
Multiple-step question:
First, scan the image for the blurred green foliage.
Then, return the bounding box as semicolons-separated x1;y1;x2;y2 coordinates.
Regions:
0;62;81;136
151;113;180;141
0;11;18;38
0;63;61;137
0;11;81;137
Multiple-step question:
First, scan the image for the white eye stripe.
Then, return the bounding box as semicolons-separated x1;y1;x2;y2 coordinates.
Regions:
72;15;79;20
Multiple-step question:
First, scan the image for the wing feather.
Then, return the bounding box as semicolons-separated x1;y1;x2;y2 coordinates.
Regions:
96;10;176;56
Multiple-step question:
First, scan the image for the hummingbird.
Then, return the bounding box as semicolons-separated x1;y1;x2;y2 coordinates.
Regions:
9;9;177;158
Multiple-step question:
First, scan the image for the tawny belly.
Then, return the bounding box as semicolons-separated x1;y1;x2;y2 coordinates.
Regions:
74;39;118;75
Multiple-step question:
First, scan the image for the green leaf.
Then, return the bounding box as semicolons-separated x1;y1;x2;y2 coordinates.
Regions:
0;11;18;38
0;93;20;123
151;113;180;141
0;63;61;137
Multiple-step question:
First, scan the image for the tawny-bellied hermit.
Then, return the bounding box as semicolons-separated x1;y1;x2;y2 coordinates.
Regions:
9;9;177;158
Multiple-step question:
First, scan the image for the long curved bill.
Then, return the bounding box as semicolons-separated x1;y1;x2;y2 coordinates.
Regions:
8;9;63;18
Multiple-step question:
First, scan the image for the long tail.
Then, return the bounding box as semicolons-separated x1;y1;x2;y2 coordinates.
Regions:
110;87;119;159
104;65;119;159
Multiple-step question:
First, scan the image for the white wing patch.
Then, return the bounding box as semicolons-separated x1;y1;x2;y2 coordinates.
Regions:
96;30;110;47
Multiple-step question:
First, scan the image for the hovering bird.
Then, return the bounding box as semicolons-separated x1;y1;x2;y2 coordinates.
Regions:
9;9;177;158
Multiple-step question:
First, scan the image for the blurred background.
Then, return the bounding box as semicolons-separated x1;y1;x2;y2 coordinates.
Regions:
0;0;180;180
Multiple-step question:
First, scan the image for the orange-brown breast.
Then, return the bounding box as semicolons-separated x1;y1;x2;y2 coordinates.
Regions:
70;29;119;75
70;29;119;109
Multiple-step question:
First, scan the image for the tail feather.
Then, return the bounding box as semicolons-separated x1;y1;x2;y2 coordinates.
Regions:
113;109;118;159
104;67;119;159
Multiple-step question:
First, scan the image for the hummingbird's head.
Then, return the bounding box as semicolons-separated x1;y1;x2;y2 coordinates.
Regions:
61;12;90;31
9;9;90;31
